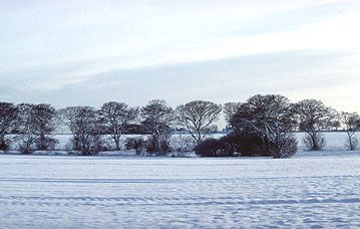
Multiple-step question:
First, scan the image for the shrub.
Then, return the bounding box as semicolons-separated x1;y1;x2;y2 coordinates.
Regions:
71;135;104;155
235;134;269;157
159;138;172;154
194;138;222;157
209;133;271;157
269;136;298;158
0;139;11;151
125;137;146;155
18;136;37;154
345;137;358;151
195;132;297;158
145;136;172;155
303;134;326;151
145;137;157;154
217;134;242;157
19;144;36;154
125;136;172;156
35;137;58;151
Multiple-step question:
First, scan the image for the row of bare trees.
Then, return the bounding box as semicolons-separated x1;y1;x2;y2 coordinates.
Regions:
1;95;360;156
197;95;360;158
0;100;222;154
293;99;360;151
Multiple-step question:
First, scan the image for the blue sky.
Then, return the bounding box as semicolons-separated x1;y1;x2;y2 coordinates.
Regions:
1;0;360;113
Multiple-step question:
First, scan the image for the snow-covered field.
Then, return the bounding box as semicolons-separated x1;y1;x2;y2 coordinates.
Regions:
0;151;359;228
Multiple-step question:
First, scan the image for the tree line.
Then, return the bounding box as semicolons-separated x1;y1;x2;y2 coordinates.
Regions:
1;95;360;158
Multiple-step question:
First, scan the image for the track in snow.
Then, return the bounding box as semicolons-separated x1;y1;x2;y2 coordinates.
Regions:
0;154;359;228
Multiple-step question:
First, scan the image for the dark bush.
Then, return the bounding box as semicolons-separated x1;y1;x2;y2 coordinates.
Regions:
269;136;298;158
145;136;172;155
145;137;157;154
159;139;172;154
122;124;149;134
71;135;104;155
235;134;272;157
18;139;36;154
222;132;297;158
195;132;297;158
0;139;10;151
125;136;172;156
217;134;242;157
206;133;271;157
36;137;58;151
125;137;146;155
194;138;222;157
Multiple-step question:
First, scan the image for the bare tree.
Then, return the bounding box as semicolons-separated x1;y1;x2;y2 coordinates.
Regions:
59;106;102;155
230;94;297;158
141;100;175;155
341;112;360;150
100;102;138;150
176;100;222;144
0;102;18;150
33;104;57;150
16;104;37;153
15;103;56;153
223;102;242;124
328;108;341;131
294;99;335;151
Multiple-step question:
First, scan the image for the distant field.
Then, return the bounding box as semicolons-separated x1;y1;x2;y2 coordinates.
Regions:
0;151;359;228
4;132;360;153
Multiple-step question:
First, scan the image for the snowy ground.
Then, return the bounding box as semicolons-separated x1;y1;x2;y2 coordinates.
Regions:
0;152;359;228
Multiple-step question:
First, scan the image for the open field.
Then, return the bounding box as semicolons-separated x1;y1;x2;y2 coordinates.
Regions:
0;151;359;228
4;132;360;155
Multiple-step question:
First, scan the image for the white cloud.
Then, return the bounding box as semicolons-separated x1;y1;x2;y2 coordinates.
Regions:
0;0;359;111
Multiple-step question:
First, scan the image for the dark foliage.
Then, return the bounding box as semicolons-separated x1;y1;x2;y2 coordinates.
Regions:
220;133;270;157
145;136;172;155
0;139;11;151
0;102;18;151
195;132;297;158
35;136;58;151
268;136;298;158
194;138;222;157
122;124;149;134
229;94;298;158
125;137;146;155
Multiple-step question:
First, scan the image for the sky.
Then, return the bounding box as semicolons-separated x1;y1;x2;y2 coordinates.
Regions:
1;0;360;114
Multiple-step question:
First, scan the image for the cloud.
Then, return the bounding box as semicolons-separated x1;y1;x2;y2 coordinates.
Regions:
0;0;359;115
4;49;355;105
